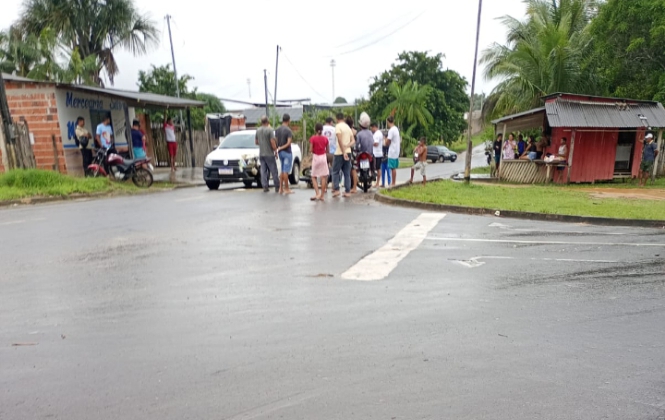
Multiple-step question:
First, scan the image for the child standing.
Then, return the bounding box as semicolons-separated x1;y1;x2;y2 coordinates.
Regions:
380;129;391;187
409;137;428;185
309;123;330;201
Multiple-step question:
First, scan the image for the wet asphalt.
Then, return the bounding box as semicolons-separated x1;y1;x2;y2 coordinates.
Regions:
1;154;665;420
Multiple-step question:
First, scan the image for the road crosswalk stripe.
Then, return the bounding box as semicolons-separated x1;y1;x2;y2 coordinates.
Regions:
341;212;446;281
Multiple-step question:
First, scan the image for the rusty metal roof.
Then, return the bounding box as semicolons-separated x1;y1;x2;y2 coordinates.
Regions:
491;107;546;125
545;99;665;128
2;73;204;109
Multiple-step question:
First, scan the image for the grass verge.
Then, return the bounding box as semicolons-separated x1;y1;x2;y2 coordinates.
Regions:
449;133;488;154
385;180;665;220
0;169;139;201
470;165;492;175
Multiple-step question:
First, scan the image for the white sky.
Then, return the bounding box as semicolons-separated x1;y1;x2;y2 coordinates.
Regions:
2;0;527;108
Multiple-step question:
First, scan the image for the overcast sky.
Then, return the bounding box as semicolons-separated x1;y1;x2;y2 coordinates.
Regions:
2;0;527;108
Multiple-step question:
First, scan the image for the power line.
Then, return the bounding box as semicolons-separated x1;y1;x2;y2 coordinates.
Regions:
328;10;427;57
333;11;418;50
281;51;329;102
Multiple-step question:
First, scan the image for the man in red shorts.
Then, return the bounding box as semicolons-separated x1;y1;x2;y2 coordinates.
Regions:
164;116;177;171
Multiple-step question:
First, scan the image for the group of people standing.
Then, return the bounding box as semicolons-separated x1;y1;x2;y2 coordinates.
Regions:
312;113;401;199
255;111;402;201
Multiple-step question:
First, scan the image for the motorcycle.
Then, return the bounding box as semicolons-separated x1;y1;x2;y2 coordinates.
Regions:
356;152;375;193
86;147;154;188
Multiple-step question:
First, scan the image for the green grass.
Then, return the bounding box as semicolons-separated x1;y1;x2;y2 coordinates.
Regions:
385;180;665;220
0;169;136;201
470;165;492;174
398;158;414;168
449;133;488;154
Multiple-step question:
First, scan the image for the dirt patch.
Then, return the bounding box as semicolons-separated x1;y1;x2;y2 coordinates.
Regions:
583;188;665;201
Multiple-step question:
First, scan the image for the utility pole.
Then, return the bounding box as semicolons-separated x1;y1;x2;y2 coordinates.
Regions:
263;70;269;120
247;78;251;98
0;72;13;170
464;0;483;183
330;59;336;104
165;15;184;129
273;45;280;126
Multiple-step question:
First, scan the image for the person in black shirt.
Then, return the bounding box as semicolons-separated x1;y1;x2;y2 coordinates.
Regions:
493;133;503;170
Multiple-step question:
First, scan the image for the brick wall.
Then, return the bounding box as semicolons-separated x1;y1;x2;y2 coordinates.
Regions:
4;81;66;173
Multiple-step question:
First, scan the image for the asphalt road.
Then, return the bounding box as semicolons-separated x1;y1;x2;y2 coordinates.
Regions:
2;155;665;419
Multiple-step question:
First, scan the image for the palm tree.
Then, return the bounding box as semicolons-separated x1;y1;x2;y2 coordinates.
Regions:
0;25;43;76
383;80;434;135
480;0;599;119
18;0;158;86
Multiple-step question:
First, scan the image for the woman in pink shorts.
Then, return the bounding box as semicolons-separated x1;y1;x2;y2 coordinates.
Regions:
309;123;330;201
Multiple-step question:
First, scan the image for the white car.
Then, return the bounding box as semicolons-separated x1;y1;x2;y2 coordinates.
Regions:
203;130;302;190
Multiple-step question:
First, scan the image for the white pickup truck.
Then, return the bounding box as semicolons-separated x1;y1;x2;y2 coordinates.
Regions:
202;130;301;190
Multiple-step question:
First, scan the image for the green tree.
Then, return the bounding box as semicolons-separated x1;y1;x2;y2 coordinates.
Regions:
190;93;226;130
334;96;348;104
138;63;194;97
137;64;225;130
0;25;50;77
383;81;434;133
368;51;469;144
481;0;599;119
19;0;158;86
589;0;665;101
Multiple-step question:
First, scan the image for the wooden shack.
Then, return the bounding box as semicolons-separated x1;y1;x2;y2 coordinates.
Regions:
492;93;665;184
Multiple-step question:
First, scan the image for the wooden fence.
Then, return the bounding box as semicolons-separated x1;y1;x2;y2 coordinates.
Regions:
4;121;36;170
148;122;215;168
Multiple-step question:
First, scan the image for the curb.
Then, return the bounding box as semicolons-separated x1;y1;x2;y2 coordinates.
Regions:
0;184;186;209
374;184;665;229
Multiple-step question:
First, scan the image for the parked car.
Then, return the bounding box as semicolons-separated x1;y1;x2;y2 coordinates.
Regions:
203;130;302;190
427;145;457;163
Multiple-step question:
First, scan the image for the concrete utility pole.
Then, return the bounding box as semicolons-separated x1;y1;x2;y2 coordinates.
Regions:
165;15;184;128
330;59;336;104
247;78;251;98
273;45;280;126
264;70;269;120
464;0;483;183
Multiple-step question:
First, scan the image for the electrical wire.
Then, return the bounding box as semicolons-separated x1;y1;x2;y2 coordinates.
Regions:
281;51;329;102
328;10;427;57
333;11;418;49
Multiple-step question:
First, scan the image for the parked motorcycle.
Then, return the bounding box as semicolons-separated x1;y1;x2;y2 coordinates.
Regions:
86;148;154;188
356;152;375;193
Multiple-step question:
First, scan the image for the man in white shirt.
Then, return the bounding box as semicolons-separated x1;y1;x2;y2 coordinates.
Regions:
370;122;384;188
386;116;401;187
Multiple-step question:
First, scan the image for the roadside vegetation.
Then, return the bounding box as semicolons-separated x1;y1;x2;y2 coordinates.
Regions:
385;180;665;221
0;169;138;201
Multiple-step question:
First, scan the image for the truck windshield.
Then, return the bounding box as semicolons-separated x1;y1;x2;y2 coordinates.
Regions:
219;133;256;149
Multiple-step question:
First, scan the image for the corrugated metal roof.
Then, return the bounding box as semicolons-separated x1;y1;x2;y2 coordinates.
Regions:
492;107;546;125
241;106;303;124
545;99;665;128
2;73;205;109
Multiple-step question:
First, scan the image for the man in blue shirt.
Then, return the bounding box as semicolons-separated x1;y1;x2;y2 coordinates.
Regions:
95;114;114;149
639;133;659;187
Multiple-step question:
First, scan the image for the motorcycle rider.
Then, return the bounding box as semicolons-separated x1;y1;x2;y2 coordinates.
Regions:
355;112;376;180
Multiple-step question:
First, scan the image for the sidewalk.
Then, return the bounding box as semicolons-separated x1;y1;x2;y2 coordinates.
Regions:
154;168;205;186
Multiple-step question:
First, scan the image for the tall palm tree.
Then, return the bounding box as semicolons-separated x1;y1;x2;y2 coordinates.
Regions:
18;0;158;86
0;25;43;76
481;0;599;119
383;80;434;135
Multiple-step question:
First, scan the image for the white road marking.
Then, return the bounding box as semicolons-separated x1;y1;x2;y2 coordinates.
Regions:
427;237;665;247
453;256;619;268
488;222;625;235
0;220;25;226
341;213;446;281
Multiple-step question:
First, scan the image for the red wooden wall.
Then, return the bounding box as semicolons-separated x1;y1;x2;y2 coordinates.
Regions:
550;127;618;183
632;128;645;178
